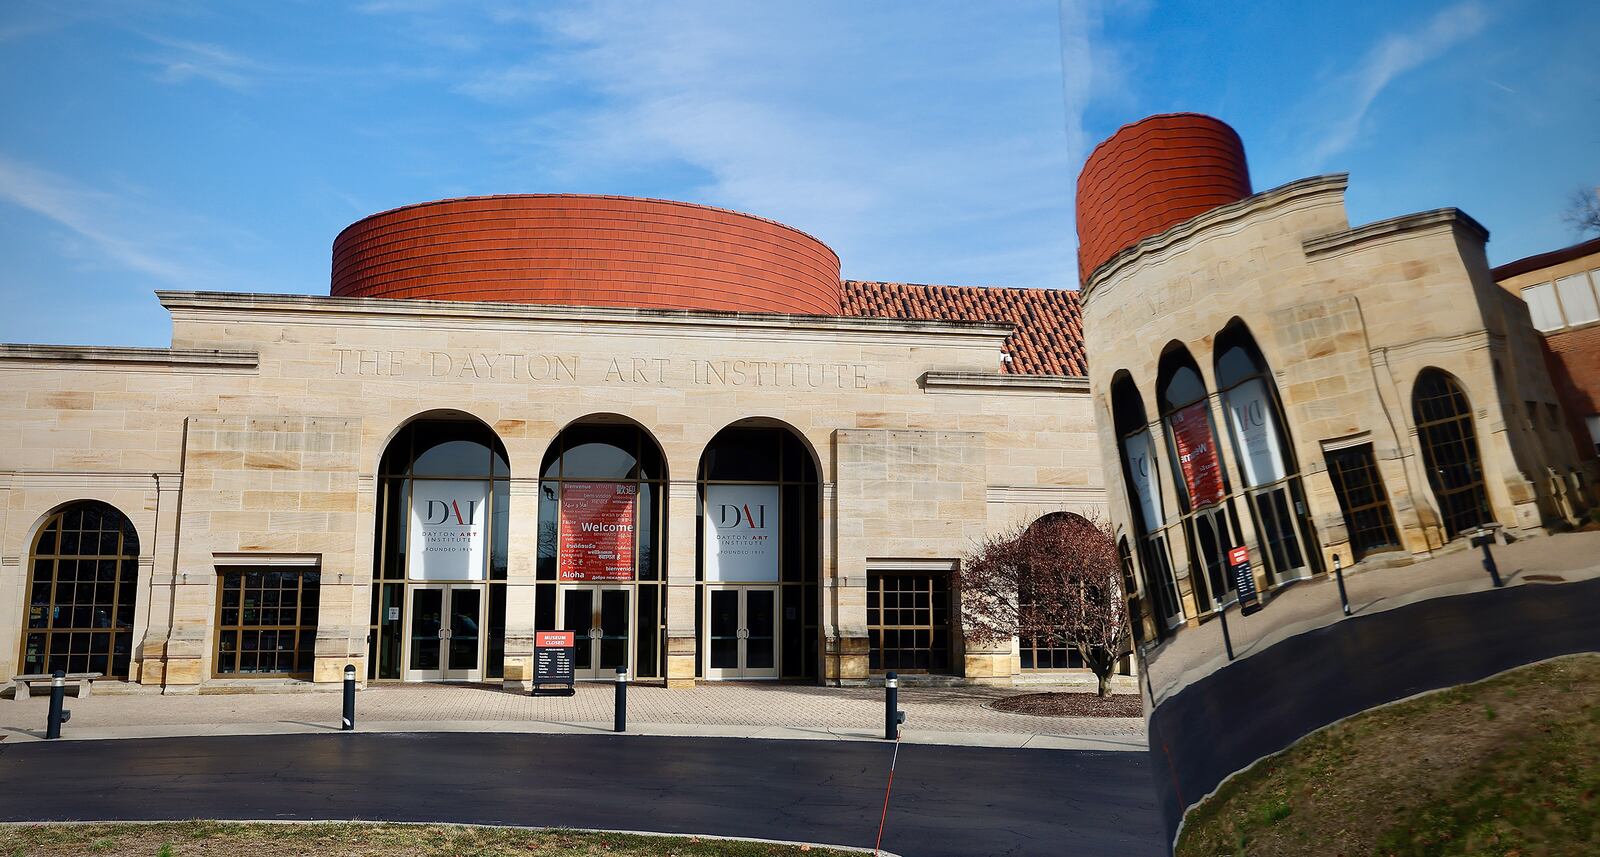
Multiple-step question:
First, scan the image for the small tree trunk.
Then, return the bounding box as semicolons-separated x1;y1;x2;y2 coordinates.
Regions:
1097;669;1113;698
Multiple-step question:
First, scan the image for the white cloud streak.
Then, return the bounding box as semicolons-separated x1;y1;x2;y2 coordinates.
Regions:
1309;1;1488;165
454;1;1097;288
0;155;197;282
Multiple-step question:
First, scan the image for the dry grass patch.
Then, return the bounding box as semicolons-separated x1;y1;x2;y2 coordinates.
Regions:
1176;653;1600;857
0;822;862;857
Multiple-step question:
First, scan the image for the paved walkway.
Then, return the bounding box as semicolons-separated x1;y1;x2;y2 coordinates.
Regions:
1142;529;1600;707
0;678;1146;751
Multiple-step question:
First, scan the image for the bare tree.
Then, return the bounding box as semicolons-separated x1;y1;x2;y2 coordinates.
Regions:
1564;186;1600;237
958;513;1129;697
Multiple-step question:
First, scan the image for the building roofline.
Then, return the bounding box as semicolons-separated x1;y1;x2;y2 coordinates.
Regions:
1081;174;1349;299
1303;207;1489;258
0;344;258;371
331;193;841;269
1491;235;1600;281
155;290;1015;340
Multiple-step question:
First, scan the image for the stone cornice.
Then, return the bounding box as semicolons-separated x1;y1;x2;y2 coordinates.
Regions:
0;344;257;372
157;290;1014;347
1082;174;1350;301
919;371;1090;395
4;470;180;490
1302;207;1490;259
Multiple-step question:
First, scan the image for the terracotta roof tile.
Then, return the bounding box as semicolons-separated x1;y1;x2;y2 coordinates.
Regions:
840;280;1087;376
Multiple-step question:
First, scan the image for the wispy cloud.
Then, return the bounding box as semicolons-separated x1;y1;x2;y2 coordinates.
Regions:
450;1;1089;288
1308;1;1488;165
0;153;257;286
138;33;268;89
0;155;196;281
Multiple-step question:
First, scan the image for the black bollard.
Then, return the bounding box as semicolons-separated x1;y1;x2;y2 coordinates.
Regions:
884;671;905;739
1476;533;1504;588
1215;598;1235;662
1333;553;1352;616
45;670;70;740
614;665;627;733
342;664;356;731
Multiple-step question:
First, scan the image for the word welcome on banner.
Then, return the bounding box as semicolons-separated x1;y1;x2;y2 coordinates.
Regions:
558;481;637;581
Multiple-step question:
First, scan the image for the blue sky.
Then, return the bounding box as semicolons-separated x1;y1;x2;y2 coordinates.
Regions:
1;0;1596;347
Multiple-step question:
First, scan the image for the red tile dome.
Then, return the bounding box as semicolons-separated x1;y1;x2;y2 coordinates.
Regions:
331;195;842;315
1076;114;1251;285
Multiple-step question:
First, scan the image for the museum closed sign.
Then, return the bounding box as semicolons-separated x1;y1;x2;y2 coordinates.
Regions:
559;481;637;581
408;479;489;580
705;484;779;582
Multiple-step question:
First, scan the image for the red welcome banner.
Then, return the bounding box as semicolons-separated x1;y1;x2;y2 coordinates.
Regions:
1170;402;1226;508
558;481;637;581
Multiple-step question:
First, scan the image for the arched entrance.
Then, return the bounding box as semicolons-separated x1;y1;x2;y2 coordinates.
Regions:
369;416;509;682
1157;345;1240;613
698;422;820;680
1214;320;1318;583
1112;371;1184;632
539;418;667;680
20;501;139;679
1413;369;1492;539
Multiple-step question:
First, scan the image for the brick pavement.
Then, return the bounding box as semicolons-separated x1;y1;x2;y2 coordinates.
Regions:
0;679;1145;748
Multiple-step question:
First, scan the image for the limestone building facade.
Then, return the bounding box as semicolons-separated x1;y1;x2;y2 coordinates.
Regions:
2;195;1106;692
1079;115;1594;641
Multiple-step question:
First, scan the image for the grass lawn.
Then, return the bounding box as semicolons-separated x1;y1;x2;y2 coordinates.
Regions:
0;822;865;857
1176;653;1600;857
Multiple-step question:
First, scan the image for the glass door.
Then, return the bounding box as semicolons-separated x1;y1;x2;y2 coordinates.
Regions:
743;587;778;679
404;586;484;682
704;586;779;679
405;587;445;681
559;585;632;679
444;586;482;681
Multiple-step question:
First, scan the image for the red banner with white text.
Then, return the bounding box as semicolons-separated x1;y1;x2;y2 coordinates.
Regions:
558;482;637;581
1170;402;1226;508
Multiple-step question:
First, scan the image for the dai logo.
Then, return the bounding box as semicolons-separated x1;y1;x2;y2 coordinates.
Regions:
716;504;767;529
423;499;480;526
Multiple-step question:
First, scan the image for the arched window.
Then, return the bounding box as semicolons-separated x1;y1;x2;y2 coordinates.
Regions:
698;423;819;680
539;419;667;679
370;417;509;682
1157;346;1238;611
1213;321;1317;583
1413;369;1492;539
1111;372;1182;631
22;501;139;679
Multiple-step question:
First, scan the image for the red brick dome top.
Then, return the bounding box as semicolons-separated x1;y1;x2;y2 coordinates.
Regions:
331;194;842;315
1076;113;1251;285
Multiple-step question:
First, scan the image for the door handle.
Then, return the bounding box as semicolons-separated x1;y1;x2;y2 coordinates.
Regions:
589;626;603;640
737;628;749;639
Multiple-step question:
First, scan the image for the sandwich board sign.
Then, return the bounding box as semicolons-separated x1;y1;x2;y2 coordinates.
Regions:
532;630;576;696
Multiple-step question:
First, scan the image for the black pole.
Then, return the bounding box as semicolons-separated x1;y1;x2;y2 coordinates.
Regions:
614;665;627;733
342;664;356;731
1478;535;1504;588
1333;553;1352;616
45;670;67;740
1215;599;1235;662
884;671;901;740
